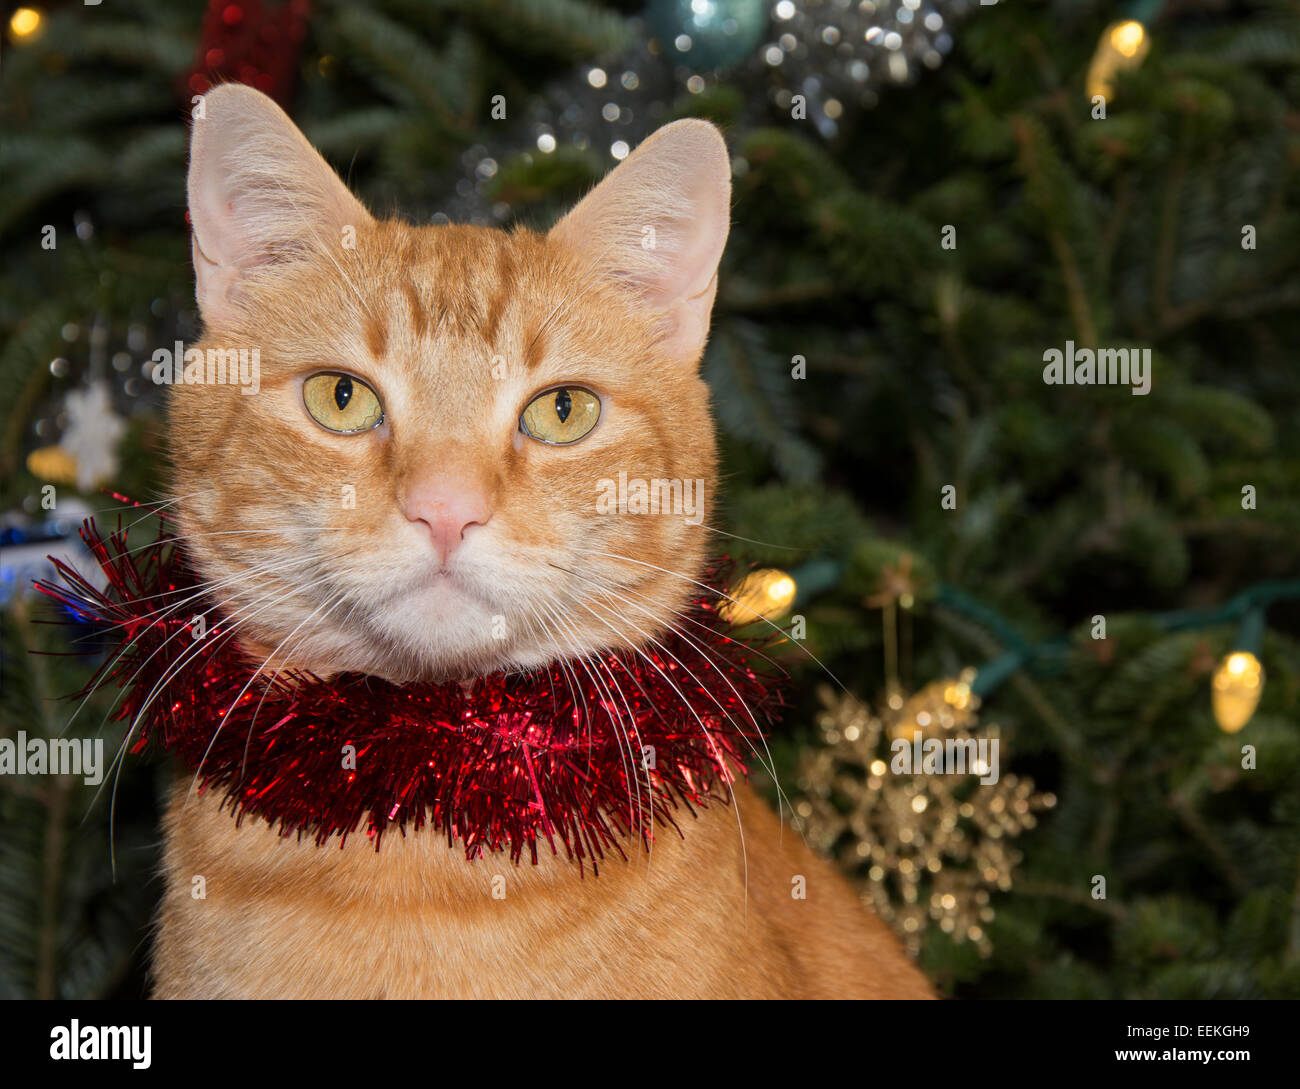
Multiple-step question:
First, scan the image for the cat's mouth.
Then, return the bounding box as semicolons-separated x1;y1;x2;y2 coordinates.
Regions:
419;566;474;595
400;563;494;616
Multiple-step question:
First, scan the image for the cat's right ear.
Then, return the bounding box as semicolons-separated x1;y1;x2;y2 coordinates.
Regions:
187;84;373;326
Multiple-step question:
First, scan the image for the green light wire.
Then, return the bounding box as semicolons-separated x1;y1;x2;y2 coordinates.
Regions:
787;559;1300;701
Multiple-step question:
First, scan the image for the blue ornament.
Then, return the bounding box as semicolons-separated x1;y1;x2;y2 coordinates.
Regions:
646;0;769;71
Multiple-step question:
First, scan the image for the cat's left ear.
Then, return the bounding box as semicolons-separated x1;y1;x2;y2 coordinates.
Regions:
550;119;731;366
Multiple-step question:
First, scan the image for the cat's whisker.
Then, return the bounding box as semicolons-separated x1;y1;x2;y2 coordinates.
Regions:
101;563;339;874
564;566;792;679
541;593;673;738
235;584;378;780
534;597;646;841
55;529;352;644
66;543;337;640
98;525;352;569
218;589;353;789
540;597;661;848
113;494;206;534
565;569;786;792
131;574;329;810
580;585;802;855
553;562;769;732
563;594;729;787
528;598;619;831
571;547;850;696
73;490;210;521
537;585;694;739
566;594;751;904
60;564;273;647
74;549;327;710
556;571;790;810
140;551;365;734
110;558;356;795
68;553;322;749
97;553;342;779
520;599;575;711
573;589;770;783
550;594;660;841
72;557;330;789
680;521;806;551
523;600;585;739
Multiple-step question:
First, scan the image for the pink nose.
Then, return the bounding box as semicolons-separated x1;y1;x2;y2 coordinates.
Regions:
403;479;491;564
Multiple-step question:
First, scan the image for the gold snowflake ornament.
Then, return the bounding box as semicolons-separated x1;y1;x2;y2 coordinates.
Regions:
795;671;1055;956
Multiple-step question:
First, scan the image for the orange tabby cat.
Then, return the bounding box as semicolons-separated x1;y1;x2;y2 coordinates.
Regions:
155;83;932;999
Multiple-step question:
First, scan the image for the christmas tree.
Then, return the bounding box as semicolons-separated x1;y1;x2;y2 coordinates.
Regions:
2;0;1298;998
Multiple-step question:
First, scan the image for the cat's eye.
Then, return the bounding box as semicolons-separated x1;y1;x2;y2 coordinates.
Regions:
302;373;384;434
520;386;601;445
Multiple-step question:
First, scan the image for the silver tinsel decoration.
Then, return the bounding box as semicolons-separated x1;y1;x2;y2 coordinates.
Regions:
762;0;975;137
438;1;974;222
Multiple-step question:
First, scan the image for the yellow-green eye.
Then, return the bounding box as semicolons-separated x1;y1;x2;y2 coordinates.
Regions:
302;373;384;433
520;386;601;445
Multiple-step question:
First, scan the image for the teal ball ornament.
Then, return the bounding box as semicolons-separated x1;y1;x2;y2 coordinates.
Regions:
646;0;770;71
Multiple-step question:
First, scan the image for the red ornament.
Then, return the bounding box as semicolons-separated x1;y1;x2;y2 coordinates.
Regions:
181;0;311;109
40;518;786;870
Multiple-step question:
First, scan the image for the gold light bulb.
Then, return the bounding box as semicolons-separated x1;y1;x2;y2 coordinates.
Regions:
1212;651;1263;733
1087;19;1151;102
10;8;43;40
720;568;797;624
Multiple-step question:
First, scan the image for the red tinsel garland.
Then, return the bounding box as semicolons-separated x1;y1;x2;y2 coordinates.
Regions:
180;0;312;108
38;518;785;868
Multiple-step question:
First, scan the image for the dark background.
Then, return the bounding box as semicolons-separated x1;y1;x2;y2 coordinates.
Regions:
1;0;1298;998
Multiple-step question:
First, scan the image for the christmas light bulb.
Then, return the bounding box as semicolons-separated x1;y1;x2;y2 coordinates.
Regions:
1086;19;1151;102
1212;651;1263;733
9;7;42;40
721;567;797;624
1110;20;1146;58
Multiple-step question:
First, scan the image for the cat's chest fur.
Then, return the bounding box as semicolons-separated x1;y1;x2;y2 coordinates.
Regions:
154;779;931;999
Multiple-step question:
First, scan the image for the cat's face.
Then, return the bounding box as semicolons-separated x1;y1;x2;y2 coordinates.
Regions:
170;85;731;683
